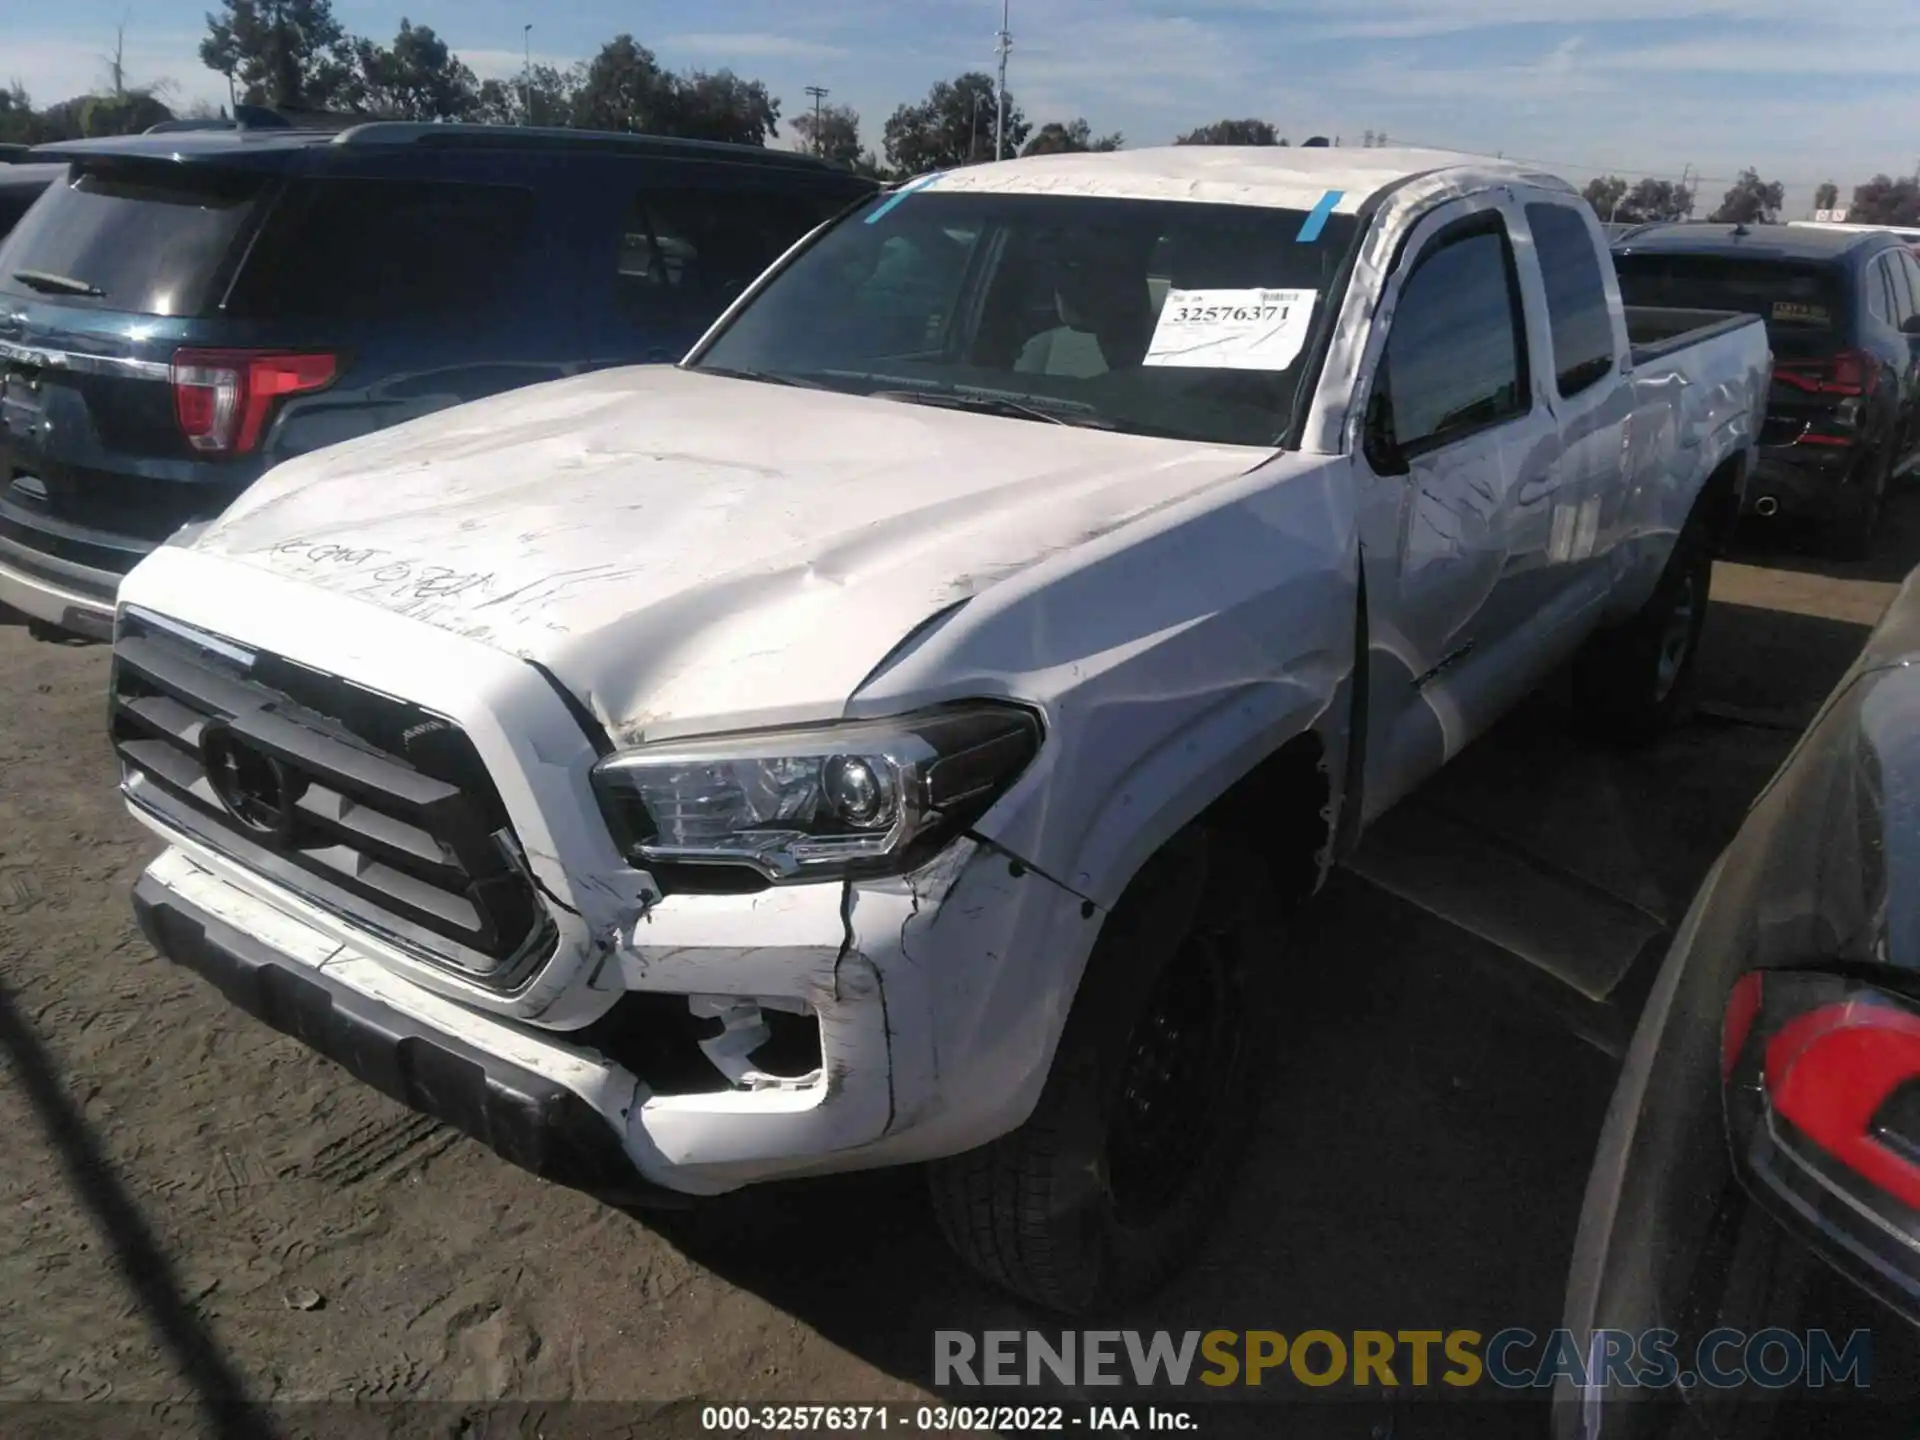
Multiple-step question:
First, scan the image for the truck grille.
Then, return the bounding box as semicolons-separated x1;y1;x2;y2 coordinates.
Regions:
110;607;555;989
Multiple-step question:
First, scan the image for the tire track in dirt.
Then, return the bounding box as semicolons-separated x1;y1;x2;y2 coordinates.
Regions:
301;1112;458;1188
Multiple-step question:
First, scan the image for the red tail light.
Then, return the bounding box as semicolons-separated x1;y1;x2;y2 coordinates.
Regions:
1723;969;1920;1318
1763;997;1920;1210
171;349;338;455
1773;348;1871;397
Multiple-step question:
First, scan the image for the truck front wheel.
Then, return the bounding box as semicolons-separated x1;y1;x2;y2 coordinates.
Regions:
926;832;1285;1314
1569;513;1712;745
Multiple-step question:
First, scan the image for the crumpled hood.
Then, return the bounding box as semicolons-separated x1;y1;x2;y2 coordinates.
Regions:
199;366;1270;744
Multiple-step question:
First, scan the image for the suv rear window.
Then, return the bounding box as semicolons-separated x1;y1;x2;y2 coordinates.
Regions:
226;177;536;322
0;161;265;316
1611;253;1848;357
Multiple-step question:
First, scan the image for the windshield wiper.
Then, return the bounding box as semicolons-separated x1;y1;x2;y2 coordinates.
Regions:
871;388;1115;430
13;269;105;298
695;364;832;391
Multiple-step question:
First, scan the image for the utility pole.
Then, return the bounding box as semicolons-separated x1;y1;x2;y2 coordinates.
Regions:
522;24;533;126
994;0;1011;161
1680;163;1695;218
804;85;830;155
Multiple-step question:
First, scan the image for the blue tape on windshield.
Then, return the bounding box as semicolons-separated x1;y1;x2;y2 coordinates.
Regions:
1295;189;1345;243
866;173;941;225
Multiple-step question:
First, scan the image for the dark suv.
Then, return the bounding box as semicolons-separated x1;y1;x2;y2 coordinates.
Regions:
1612;223;1920;557
0;123;875;637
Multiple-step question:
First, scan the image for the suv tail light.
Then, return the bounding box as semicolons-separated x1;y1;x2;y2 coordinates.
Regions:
1773;348;1872;397
1724;968;1920;1319
171;349;337;455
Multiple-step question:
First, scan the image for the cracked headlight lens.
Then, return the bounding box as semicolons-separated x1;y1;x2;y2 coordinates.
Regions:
590;703;1042;887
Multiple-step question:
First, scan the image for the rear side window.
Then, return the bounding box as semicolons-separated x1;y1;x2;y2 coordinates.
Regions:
1878;253;1914;326
1865;259;1893;324
1526;202;1615;398
615;188;843;322
0;162;265;316
1373;218;1530;456
0;184;47;240
1898;249;1920;319
227;178;536;322
1612;253;1847;358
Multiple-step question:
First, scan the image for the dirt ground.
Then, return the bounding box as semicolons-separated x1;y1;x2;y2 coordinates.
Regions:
1;495;1914;1440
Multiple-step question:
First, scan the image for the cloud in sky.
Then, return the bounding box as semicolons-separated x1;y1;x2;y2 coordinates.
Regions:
9;0;1917;210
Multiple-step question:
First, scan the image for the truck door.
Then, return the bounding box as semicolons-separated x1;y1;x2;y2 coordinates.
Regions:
1350;198;1564;825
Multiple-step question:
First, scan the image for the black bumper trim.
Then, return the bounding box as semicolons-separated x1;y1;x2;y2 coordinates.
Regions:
132;872;690;1209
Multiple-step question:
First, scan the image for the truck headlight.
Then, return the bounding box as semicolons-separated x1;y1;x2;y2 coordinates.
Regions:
590;703;1042;886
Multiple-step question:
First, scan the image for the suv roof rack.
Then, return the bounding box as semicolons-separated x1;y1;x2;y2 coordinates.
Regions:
328;121;840;172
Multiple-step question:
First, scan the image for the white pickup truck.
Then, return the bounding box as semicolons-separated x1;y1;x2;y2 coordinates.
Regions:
110;148;1770;1314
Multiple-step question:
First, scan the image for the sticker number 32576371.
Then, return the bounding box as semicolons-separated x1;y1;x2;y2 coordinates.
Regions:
1144;286;1319;372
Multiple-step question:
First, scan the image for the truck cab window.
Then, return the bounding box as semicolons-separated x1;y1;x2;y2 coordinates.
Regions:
1526;202;1615;398
1374;220;1530;455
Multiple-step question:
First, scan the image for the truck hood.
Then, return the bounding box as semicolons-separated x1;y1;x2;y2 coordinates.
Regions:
198;366;1274;744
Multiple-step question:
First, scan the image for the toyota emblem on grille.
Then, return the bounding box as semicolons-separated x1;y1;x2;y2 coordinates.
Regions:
201;721;305;845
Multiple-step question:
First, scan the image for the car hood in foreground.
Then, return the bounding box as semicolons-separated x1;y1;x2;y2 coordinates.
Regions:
194;365;1285;743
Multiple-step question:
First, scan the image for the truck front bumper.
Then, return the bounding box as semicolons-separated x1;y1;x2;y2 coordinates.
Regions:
133;864;688;1208
134;832;1100;1198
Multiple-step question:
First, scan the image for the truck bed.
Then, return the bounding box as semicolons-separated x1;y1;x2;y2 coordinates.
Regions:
1623;304;1764;367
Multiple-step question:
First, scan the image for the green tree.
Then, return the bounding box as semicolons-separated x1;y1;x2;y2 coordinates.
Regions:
353;19;479;121
76;91;175;135
1614;178;1693;224
1813;180;1840;213
794;100;862;165
474;62;582;126
1851;175;1920;227
1176;118;1282;145
200;0;361;110
1581;175;1628;219
664;69;779;146
1021;118;1122;156
883;73;1029;174
1709;168;1785;224
0;83;42;144
569;33;676;132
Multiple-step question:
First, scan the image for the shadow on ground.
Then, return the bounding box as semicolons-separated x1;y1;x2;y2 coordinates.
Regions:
0;975;279;1440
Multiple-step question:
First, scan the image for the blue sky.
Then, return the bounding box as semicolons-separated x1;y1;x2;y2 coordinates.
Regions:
13;0;1919;212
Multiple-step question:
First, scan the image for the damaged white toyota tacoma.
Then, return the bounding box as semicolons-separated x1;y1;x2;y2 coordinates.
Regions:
111;147;1770;1313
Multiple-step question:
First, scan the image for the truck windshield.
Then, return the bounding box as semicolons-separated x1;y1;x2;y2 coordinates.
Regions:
691;189;1360;448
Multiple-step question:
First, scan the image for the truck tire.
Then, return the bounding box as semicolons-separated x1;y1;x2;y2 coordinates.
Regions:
926;831;1285;1314
1569;514;1712;745
1828;448;1891;561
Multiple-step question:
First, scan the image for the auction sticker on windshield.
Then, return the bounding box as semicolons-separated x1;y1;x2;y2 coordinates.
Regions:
1144;288;1318;371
